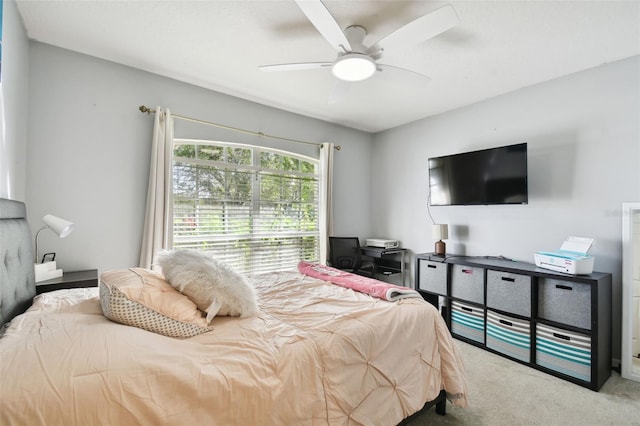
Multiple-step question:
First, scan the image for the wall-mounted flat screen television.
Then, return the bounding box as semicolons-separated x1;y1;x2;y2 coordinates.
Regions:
429;143;528;206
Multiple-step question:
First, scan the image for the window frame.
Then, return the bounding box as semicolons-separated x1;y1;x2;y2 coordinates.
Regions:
171;139;321;274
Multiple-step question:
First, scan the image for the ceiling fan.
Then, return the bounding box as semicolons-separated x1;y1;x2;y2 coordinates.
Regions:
259;0;459;101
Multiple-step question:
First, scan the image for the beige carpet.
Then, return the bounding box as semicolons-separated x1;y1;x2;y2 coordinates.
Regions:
404;341;640;425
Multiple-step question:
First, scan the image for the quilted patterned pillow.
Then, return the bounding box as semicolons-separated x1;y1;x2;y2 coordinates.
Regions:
100;268;214;338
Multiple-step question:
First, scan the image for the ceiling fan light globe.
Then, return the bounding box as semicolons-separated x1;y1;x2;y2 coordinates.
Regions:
332;54;376;82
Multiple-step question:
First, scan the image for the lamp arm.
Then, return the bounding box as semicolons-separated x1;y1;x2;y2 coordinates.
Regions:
34;225;49;264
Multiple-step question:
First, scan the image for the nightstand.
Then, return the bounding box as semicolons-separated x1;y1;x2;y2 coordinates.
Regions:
35;269;99;294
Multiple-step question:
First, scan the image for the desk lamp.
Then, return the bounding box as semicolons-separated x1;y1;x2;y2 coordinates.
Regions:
35;214;75;263
432;224;448;256
34;214;75;283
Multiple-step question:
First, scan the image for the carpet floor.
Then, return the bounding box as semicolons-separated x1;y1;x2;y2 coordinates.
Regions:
403;340;640;425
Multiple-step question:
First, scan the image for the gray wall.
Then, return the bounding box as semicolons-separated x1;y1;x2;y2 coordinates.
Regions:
0;0;29;200
372;55;640;362
25;42;373;272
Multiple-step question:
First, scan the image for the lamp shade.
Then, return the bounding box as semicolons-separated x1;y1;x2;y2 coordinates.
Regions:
432;224;448;240
42;214;75;238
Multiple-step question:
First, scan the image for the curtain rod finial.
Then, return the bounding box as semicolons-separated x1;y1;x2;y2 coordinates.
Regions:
139;105;153;114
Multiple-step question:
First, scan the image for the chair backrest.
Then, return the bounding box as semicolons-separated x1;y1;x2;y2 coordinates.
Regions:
328;237;362;271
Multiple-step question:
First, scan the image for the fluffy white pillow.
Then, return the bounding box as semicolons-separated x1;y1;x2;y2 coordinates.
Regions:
156;249;258;323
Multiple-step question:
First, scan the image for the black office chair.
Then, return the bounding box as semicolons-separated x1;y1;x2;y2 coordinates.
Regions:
328;237;375;277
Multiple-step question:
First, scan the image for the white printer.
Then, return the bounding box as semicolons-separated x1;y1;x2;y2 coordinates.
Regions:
365;238;399;249
534;236;595;275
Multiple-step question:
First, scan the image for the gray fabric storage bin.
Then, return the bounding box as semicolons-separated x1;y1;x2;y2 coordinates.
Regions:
538;278;591;330
486;270;531;316
417;259;447;295
450;264;484;304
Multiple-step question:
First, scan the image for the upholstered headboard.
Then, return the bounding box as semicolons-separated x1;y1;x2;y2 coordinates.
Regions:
0;198;36;328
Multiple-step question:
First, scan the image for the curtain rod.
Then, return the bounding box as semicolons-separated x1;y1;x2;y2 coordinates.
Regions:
138;105;340;150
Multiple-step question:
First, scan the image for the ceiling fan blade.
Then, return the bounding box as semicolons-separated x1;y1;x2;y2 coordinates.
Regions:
328;81;351;104
371;5;458;53
295;0;352;52
377;64;432;84
259;62;332;72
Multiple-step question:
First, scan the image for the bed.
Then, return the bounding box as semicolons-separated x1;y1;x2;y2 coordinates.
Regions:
0;198;467;425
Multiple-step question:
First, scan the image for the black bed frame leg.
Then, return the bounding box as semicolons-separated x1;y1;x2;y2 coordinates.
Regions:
435;397;446;415
398;389;448;424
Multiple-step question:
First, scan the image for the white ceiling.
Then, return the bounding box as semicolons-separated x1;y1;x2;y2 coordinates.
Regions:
16;0;640;133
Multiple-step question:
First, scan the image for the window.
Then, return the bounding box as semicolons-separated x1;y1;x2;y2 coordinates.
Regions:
172;140;320;275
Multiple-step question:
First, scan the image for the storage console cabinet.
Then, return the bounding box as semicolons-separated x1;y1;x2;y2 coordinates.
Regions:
416;253;612;391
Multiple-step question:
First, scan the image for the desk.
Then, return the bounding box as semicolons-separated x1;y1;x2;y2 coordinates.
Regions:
360;246;407;286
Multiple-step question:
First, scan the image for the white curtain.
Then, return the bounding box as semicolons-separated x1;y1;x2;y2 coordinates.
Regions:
319;142;334;264
139;107;174;269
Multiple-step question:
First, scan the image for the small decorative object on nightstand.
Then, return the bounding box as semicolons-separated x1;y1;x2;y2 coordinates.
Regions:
35;269;99;295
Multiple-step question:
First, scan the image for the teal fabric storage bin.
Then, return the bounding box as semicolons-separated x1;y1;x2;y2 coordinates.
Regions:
451;300;485;344
486;310;531;363
536;323;591;382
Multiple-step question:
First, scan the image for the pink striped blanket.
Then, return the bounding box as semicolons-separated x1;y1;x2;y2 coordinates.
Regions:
297;261;420;301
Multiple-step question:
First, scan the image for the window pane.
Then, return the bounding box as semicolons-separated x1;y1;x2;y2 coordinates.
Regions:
227;147;252;165
260;152;278;169
197;145;223;161
282;156;299;171
174;144;195;159
301;160;315;174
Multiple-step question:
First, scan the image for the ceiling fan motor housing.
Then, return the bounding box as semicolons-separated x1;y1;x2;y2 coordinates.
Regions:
343;25;368;53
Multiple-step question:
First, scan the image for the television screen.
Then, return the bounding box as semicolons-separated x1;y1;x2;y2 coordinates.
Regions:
429;143;528;206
